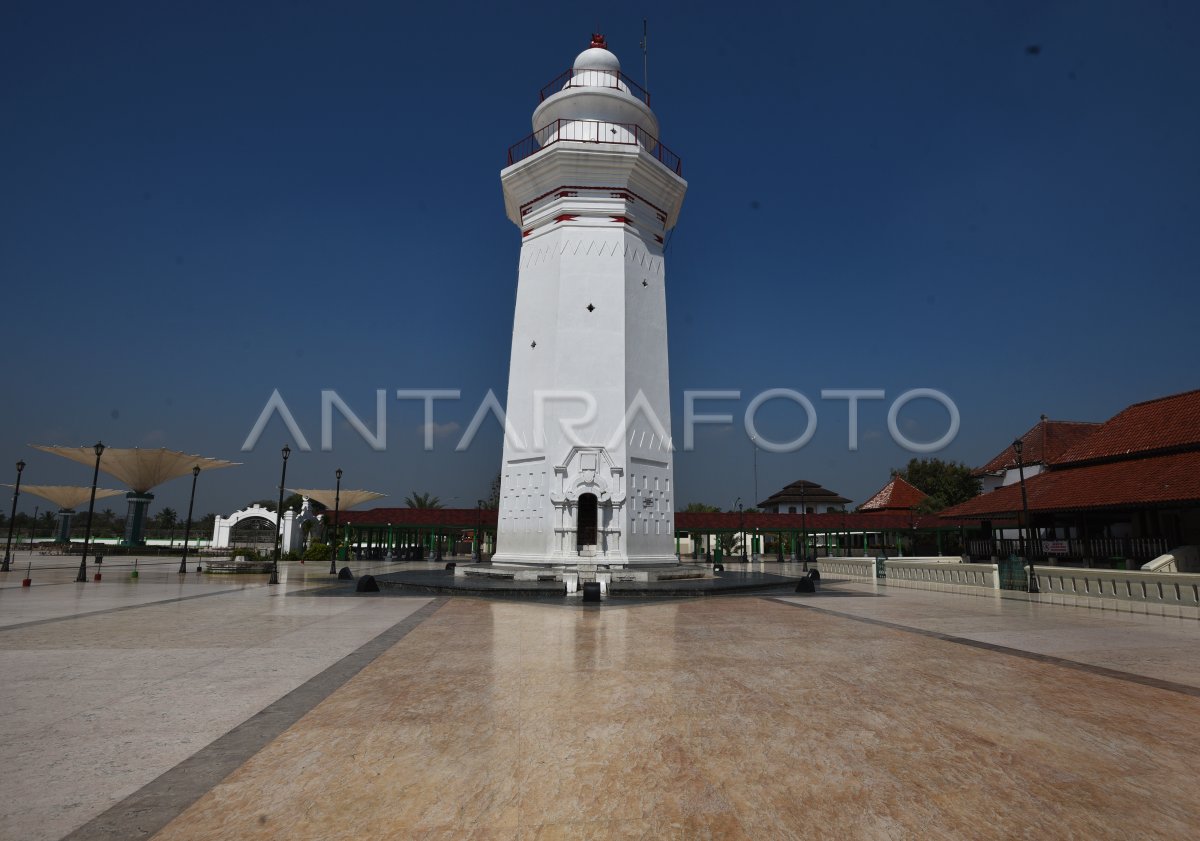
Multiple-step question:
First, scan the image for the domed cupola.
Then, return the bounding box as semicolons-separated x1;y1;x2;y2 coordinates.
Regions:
531;33;660;150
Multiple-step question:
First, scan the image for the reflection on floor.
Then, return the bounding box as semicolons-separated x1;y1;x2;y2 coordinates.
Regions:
147;593;1200;840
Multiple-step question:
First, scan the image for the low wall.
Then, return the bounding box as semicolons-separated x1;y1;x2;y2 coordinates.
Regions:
887;560;997;590
1033;567;1200;618
817;557;876;578
816;556;1200;619
817;557;997;594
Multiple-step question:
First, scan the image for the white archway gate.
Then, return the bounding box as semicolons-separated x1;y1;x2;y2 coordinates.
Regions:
212;502;320;554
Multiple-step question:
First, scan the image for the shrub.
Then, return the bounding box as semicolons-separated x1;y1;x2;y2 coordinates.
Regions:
303;542;332;562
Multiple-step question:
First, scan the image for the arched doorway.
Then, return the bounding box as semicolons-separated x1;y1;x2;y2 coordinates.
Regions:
229;516;275;551
577;493;598;552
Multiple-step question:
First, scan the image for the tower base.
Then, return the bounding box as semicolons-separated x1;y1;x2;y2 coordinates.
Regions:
454;561;705;583
490;551;678;569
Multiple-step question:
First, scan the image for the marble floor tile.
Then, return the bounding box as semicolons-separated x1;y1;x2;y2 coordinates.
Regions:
138;594;1200;840
8;571;1200;840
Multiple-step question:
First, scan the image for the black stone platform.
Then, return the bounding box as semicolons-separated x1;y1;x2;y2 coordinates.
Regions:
373;568;797;600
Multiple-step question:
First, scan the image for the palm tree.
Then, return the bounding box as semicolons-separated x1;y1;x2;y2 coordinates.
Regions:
404;492;443;509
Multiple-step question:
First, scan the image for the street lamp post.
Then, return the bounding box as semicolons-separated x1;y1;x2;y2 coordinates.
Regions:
1013;438;1038;593
270;445;290;585
178;465;201;573
473;499;483;561
3;460;26;571
751;435;759;508
76;442;104;583
328;468;342;575
737;497;748;563
800;482;808;570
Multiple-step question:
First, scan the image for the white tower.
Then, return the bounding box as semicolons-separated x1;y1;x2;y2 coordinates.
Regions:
493;34;687;569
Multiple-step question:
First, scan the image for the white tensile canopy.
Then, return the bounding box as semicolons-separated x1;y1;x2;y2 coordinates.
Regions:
287;489;386;511
4;485;125;511
30;446;238;493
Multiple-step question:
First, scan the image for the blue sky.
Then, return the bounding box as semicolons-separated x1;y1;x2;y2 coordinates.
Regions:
2;1;1197;518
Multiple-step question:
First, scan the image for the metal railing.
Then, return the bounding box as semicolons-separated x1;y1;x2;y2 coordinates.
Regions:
967;537;1169;565
539;67;650;106
507;118;682;175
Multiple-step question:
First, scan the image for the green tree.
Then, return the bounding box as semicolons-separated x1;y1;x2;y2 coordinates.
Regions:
405;492;443;509
894;458;980;512
156;507;178;530
683;502;722;513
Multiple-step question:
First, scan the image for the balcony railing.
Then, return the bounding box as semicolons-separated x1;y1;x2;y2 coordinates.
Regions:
506;118;682;175
539;68;650;106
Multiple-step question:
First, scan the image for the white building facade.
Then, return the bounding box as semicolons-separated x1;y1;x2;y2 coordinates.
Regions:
492;35;687;568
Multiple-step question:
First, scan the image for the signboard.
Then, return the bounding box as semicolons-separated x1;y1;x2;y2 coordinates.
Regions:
1043;540;1069;555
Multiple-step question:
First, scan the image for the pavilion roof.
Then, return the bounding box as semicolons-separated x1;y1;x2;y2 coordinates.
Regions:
756;479;851;509
5;485;125;511
856;476;929;512
31;446;237;493
288;489;386;511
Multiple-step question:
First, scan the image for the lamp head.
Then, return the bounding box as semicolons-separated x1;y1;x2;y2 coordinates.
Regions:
16;460;25;473
192;465;201;477
94;441;105;457
282;444;291;460
335;468;343;481
1012;438;1023;457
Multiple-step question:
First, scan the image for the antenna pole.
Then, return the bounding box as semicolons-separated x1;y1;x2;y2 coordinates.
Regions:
641;19;649;91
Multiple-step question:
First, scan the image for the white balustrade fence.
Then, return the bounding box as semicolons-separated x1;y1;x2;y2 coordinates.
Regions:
816;557;1200;619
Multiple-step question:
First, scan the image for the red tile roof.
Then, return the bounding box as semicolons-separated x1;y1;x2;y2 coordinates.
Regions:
942;450;1200;518
1056;388;1200;465
338;508;498;527
973;419;1100;476
334;507;988;531
856;476;929;512
675;510;985;531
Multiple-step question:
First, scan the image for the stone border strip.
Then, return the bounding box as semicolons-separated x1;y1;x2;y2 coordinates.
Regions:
0;587;256;632
768;596;1200;699
58;596;448;841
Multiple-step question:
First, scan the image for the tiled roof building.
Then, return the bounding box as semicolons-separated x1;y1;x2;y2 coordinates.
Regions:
757;480;851;514
943;389;1200;564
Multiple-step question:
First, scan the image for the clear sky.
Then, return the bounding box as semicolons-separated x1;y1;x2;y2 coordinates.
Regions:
3;1;1197;519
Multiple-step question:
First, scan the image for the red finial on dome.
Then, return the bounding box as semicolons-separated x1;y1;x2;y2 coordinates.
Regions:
590;33;607;49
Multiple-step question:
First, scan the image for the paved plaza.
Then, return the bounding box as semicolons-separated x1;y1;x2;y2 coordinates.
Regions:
2;553;1199;840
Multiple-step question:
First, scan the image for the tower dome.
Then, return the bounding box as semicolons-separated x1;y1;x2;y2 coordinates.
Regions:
573;34;620;72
